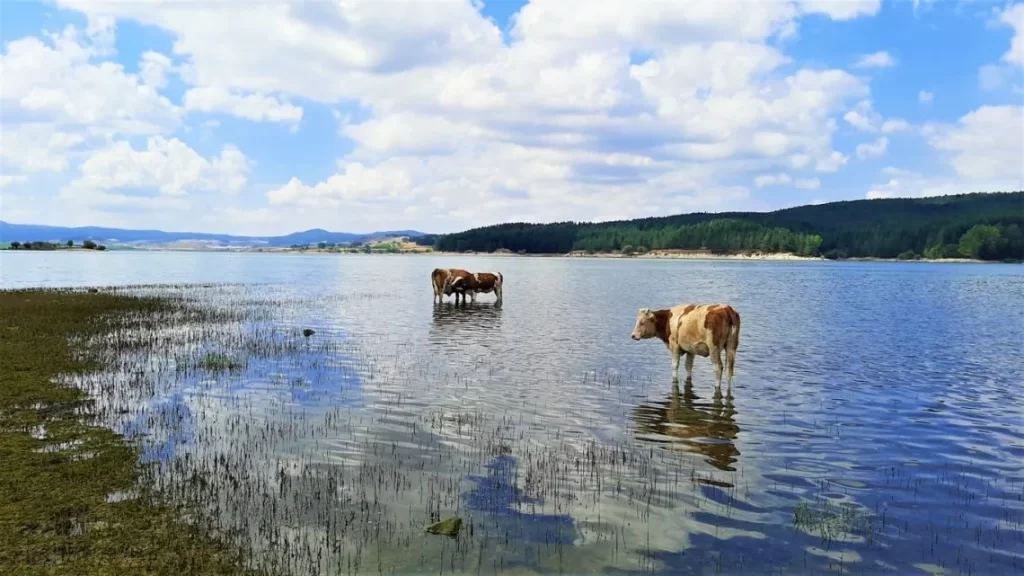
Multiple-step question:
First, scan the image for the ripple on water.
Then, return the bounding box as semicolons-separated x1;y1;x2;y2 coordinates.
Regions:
7;255;1021;575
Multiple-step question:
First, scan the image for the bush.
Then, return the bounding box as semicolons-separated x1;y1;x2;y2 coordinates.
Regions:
822;249;848;260
10;242;20;249
97;245;107;251
896;250;917;260
83;240;97;250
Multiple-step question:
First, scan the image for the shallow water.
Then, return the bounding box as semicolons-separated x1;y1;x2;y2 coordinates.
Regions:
3;252;1023;574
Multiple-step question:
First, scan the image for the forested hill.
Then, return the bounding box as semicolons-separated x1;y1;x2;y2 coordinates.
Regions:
432;191;1024;261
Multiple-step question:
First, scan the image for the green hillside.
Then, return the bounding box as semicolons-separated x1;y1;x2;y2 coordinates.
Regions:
433;191;1024;261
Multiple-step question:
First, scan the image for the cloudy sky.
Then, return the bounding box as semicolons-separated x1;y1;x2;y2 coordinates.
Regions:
1;0;1022;235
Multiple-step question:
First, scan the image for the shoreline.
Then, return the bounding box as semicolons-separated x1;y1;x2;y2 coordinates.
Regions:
2;247;1008;264
0;290;261;574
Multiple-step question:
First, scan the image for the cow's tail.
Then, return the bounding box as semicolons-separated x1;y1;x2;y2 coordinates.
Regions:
727;307;740;350
496;272;504;302
725;307;740;379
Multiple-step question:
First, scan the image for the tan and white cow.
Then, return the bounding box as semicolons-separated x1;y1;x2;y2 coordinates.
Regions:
444;270;503;305
631;303;740;386
431;268;460;304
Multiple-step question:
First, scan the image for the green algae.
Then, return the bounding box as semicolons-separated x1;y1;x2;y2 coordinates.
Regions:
0;289;262;576
426;516;463;537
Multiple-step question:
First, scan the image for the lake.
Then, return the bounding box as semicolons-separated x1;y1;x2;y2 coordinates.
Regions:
2;251;1023;575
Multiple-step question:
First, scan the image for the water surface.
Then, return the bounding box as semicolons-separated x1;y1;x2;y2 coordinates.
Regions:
3;251;1023;575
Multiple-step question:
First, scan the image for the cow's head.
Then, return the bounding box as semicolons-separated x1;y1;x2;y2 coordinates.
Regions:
631;308;658;340
443;276;462;296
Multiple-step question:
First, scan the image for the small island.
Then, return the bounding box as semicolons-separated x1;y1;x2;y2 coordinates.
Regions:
4;240;107;251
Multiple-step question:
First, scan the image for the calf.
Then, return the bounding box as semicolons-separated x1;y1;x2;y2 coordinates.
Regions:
444;271;503;305
630;304;740;387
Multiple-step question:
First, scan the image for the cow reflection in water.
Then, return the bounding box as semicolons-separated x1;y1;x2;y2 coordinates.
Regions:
631;380;739;472
429;302;503;342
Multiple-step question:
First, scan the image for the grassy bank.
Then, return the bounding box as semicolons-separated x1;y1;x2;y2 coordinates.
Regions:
0;289;259;576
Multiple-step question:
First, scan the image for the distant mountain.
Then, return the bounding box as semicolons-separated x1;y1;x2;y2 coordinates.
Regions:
0;221;426;248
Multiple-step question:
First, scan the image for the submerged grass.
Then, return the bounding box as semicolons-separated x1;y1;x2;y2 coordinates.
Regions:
0;289;261;576
195;352;246;372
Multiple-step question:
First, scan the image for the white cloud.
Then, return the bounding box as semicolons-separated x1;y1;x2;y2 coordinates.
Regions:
881;166;919;178
0;175;29;188
754;173;792;187
869;105;1024;201
9;0;888;232
998;3;1024;66
918;90;933;103
1;125;87;173
978;60;1022;92
926;105;1024;181
866;172;1020;200
64;137;251;200
843;100;881;131
139;51;172;90
815;151;849;172
853;50;896;69
856;136;889;160
183;86;304;125
844;100;911;134
797;0;881;21
880;119;910;133
57;0;506;102
0;24;181;137
795;177;821;189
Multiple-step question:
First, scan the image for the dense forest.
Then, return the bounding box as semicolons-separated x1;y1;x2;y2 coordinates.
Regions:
433;192;1024;261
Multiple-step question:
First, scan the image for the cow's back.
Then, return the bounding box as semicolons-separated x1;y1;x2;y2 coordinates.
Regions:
473;272;501;291
431;268;449;286
670;304;738;350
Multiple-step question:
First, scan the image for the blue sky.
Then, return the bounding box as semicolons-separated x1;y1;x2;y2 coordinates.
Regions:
1;0;1021;234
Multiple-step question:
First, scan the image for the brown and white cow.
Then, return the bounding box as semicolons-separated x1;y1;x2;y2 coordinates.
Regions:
444;270;503;305
432;268;474;304
631;303;740;386
432;268;454;304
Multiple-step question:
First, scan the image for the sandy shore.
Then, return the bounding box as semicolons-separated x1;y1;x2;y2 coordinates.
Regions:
434;250;823;261
11;246;999;264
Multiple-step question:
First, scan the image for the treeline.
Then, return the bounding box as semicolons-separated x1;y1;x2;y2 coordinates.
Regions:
6;240;107;251
433;192;1024;261
574;220;824;255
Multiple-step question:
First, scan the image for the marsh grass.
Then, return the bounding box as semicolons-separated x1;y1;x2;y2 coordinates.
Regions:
3;282;1019;575
196;352;246;372
0;289;262;575
793;499;876;545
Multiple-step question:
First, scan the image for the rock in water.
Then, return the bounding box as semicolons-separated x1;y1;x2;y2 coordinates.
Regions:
426;517;462;537
302;328;315;337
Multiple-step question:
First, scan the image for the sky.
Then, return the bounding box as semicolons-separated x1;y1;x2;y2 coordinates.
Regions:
1;0;1022;235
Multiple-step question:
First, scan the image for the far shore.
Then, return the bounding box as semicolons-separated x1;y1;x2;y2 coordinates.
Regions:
241;247;1003;264
3;246;1008;264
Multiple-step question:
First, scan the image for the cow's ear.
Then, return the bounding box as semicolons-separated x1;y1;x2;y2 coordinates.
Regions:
638;307;650;316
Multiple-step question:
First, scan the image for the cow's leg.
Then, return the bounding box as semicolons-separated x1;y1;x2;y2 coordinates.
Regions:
711;346;724;388
684;352;695;382
671;347;681;383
